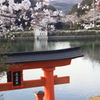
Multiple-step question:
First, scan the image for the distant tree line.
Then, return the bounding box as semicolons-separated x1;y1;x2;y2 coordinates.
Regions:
54;22;83;30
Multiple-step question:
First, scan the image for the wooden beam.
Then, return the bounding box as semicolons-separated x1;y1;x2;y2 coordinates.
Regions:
9;59;71;71
23;79;45;88
0;82;12;91
54;76;70;85
0;76;70;91
0;79;45;91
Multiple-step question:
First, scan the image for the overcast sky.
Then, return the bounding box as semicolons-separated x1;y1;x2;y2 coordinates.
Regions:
53;0;82;4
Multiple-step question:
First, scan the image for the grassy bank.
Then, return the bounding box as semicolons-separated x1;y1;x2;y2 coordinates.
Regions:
48;30;100;40
48;30;100;36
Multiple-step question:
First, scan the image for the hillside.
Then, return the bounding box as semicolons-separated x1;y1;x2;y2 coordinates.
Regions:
66;0;100;27
50;1;74;14
69;0;93;16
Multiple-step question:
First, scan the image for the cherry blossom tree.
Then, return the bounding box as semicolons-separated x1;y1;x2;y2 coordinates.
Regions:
0;0;64;32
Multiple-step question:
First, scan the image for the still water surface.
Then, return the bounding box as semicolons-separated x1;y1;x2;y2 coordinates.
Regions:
0;39;100;100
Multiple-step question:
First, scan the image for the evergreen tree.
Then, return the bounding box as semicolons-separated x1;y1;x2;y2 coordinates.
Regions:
14;0;22;3
69;0;93;17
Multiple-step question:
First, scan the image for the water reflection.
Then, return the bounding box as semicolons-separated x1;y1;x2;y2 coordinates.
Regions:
1;39;100;64
34;39;48;51
0;39;100;100
70;39;100;63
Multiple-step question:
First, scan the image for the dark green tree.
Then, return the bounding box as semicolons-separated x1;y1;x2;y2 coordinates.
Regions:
81;0;93;7
69;0;93;17
45;5;56;11
69;4;78;15
14;0;22;3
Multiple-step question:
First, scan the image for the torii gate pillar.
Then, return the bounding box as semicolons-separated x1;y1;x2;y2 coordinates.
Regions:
42;67;55;100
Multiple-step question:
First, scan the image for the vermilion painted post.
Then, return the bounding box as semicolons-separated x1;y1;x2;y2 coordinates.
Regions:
34;91;44;100
42;67;55;100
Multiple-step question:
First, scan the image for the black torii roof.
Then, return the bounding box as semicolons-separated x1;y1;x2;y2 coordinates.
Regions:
1;46;84;64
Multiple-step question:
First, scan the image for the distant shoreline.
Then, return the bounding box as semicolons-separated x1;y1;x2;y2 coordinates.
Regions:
0;35;100;41
0;30;100;41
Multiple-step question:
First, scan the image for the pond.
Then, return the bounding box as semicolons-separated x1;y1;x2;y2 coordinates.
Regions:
0;38;100;100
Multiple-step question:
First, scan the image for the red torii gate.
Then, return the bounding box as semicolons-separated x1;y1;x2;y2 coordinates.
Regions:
0;46;83;100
